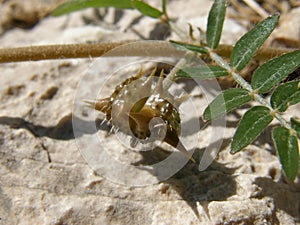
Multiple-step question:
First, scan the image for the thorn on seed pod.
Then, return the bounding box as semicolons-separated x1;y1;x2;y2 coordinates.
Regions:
85;67;195;162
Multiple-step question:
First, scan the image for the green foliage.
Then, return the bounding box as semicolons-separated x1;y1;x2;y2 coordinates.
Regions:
52;0;164;18
52;0;133;16
270;81;300;112
131;0;163;18
252;50;300;94
203;89;251;120
272;127;299;180
169;3;298;180
291;118;300;138
177;65;228;79
230;15;279;71
206;0;226;49
231;106;273;153
51;0;300;181
162;0;167;15
169;40;208;54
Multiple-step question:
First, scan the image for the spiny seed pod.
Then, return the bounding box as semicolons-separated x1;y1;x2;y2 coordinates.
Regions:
85;67;195;162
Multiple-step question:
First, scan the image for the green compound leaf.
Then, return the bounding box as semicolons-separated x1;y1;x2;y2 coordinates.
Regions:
272;126;299;181
169;40;208;54
252;50;300;94
230;15;279;71
291;117;300;139
270;80;300;112
132;0;163;18
231;106;273;153
177;65;228;79
52;0;133;16
203;88;251;121
206;0;226;49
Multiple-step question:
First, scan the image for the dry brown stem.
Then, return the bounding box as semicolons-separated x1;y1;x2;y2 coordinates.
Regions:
0;41;295;64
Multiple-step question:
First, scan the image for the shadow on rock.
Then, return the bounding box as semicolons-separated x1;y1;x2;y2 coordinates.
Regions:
1;115;237;219
132;139;237;219
0;115;109;140
254;177;300;221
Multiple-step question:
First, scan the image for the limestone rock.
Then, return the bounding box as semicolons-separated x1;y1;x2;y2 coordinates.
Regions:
0;1;300;224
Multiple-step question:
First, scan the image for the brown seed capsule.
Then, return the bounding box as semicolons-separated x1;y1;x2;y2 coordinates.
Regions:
86;67;195;162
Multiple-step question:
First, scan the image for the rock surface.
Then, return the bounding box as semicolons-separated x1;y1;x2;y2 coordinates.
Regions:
0;1;300;225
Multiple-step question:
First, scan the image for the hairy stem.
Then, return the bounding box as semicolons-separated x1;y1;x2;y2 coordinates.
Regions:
207;48;291;129
0;42;125;63
0;41;294;63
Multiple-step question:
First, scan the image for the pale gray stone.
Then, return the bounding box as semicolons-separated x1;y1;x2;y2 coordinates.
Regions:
0;1;299;225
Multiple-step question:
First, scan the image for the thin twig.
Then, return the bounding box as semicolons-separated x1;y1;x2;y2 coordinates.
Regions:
243;0;269;18
0;42;125;63
213;44;294;61
0;41;295;64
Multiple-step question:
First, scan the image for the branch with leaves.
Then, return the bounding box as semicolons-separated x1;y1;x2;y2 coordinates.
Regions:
170;0;300;181
1;0;299;181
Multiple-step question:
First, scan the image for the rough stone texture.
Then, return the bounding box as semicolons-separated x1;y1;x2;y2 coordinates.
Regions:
1;1;300;225
0;0;66;34
273;7;300;48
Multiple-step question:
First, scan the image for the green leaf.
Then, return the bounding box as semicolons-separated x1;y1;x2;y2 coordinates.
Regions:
52;0;133;16
162;0;167;15
203;88;251;120
291;117;300;139
169;40;208;54
132;0;163;18
206;0;226;49
270;80;300;112
230;15;279;71
231;106;273;153
252;50;300;94
272;126;299;181
177;65;229;79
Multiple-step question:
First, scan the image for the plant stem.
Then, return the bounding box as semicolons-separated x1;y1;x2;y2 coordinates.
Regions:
0;40;295;129
0;42;125;63
207;48;291;129
164;51;196;89
0;41;294;64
